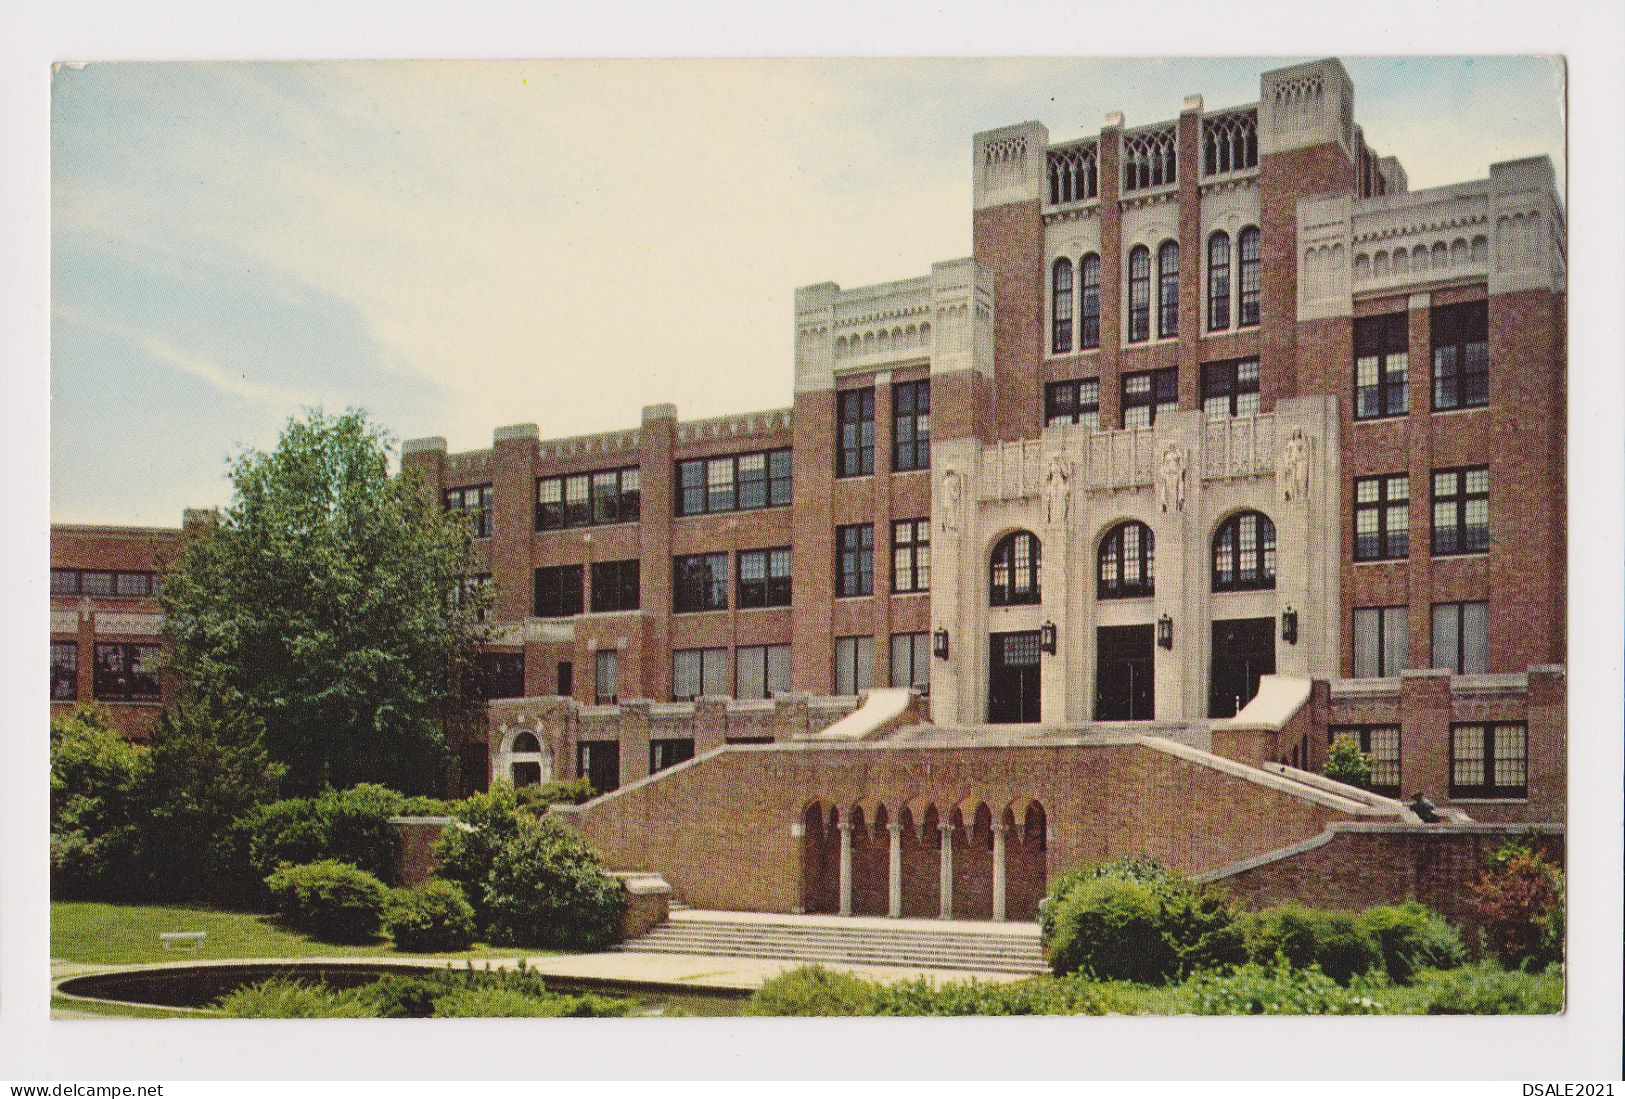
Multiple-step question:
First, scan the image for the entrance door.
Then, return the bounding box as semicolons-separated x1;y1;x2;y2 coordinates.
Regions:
1209;617;1276;718
1095;625;1154;721
988;631;1041;724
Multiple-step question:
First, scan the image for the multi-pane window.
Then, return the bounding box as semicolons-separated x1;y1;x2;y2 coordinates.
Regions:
1237;226;1261;327
1051;258;1074;353
672;647;727;701
93;642;160;702
594;650;618;704
589;559;640;613
892;380;931;472
891;519;930;594
1044;379;1101;431
1098;521;1154;599
989;531;1041;606
1353;606;1409;678
1431;467;1490;555
51;641;78;701
1431;300;1489;411
533;565;584;618
1450;723;1527;799
1329;726;1402;796
1207;232;1231;331
470;652;525;701
1157;240;1180;338
537;467;640;530
675;449;790;516
576;741;620;794
1432;601;1489;675
890;632;931;690
1354;474;1410;561
1126;245;1151;343
1354;313;1409;420
735;643;792;700
1079;253;1102;349
1121;368;1178;428
51;569;159;597
673;553;729;613
834;635;874;697
650;738;696;774
1201;358;1260;418
445;484;493;538
1212;511;1277;591
837;388;876;477
836;524;875;598
737;548;792;608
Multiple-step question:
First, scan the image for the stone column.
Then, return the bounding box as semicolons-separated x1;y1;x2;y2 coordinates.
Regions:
790;821;807;915
991;823;1009;922
837;820;854;917
937;822;955;920
886;822;903;918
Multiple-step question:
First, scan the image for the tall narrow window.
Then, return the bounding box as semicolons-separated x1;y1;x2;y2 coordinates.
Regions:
836;524;874;598
594;650;618;704
1450;723;1526;798
1127;246;1151;343
889;632;931;689
1353;474;1410;561
444;484;493;538
1097;521;1154;599
1207;232;1231;331
1431;467;1490;555
1044;379;1100;431
673;553;729;613
737;548;792;608
1201;358;1260;418
1432;600;1489;674
837;388;875;477
1212;511;1277;592
1354;312;1410;420
1353;606;1409;678
1237;226;1261;327
989;531;1041;606
1051;258;1074;353
1157;240;1180;338
735;643;791;700
1432;300;1489;411
834;636;874;696
891;519;930;594
51;641;78;701
1121;367;1178;428
892;380;931;472
1079;253;1102;349
534;565;584;618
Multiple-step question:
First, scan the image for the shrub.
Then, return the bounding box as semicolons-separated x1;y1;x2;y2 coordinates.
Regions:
481;816;626;950
1237;904;1382;984
1322;735;1373;789
49;706;145;900
515;777;596;813
265;859;388;943
235;784;413;894
745;965;881;1016
383;880;477;952
356;964;632;1018
1402;962;1563;1015
1356;902;1465;983
1470;841;1564;970
430;985;631;1018
433;783;529;930
1173;962;1386;1015
215;977;374;1018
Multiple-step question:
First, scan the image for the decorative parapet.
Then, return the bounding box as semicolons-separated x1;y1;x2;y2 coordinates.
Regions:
973;121;1048;211
829;276;932;372
1201;413;1277;480
675;408;792;444
1120;123;1178;195
1044;138;1099;208
929;258;994;382
1200;106;1259;178
539;427;643;462
977;439;1048;501
1258;58;1354;159
1082;427;1158;491
443;449;492;481
1349;181;1491;296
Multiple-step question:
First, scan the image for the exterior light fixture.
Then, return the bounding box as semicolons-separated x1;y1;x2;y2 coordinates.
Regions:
932;628;950;661
1040;620;1058;655
1281;606;1299;646
1156;614;1174;650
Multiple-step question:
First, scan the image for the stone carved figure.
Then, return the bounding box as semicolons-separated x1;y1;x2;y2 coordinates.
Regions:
939;467;963;534
1043;456;1071;526
1281;429;1311;503
1157;444;1187;513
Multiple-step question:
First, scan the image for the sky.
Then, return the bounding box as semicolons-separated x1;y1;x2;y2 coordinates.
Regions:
50;56;1567;526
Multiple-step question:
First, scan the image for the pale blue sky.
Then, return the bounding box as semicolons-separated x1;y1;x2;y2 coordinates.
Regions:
51;57;1566;526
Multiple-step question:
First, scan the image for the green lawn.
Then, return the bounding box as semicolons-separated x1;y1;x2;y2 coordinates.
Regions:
52;995;213;1019
52;902;555;966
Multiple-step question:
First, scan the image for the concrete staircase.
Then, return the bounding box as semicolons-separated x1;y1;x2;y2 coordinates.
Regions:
616;910;1046;976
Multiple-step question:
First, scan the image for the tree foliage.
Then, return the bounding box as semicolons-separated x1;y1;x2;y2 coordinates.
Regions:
1322;735;1374;790
160;409;490;794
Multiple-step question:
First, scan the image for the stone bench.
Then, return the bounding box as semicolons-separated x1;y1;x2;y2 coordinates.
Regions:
159;931;206;952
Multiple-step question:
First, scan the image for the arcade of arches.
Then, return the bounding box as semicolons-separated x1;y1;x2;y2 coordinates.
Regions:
799;798;1048;921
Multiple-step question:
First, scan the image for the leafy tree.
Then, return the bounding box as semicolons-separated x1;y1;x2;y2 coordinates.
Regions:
1470;841;1564;969
1322;735;1374;790
50;705;145;898
161;409;490;794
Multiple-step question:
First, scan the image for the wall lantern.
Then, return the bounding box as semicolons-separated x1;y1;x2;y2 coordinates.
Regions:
1156;614;1174;650
932;628;950;661
1281;606;1299;646
1040;620;1058;655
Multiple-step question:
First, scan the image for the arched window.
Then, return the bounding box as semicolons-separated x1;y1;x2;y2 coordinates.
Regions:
1238;226;1261;327
1212;511;1277;591
1157;240;1180;338
1079;253;1102;349
1097;521;1154;599
1207;232;1231;331
989;531;1041;606
1127;246;1151;343
1051;258;1073;354
511;731;540;754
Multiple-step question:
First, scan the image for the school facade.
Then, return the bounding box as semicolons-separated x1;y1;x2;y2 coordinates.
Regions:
52;59;1566;917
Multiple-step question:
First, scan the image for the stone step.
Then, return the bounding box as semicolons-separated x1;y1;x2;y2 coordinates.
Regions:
634;926;1041;954
618;940;1045;975
627;931;1040;959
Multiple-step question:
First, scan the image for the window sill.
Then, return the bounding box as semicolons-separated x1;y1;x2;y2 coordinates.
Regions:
1430;551;1490;561
535;520;641;534
736;603;793;613
88;698;162;706
672;607;730;616
1353;557;1409;566
890;589;930;598
1430;404;1489;418
835;593;876;602
672;505;791;521
1351;413;1410;424
1448;796;1529;804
